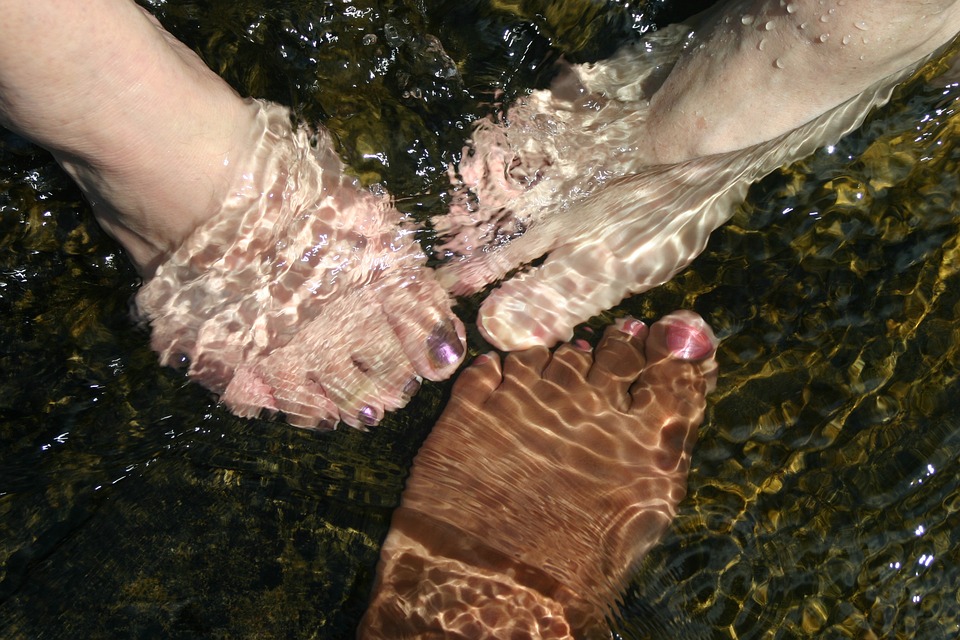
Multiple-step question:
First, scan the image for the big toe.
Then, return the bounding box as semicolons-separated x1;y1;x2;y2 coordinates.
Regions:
381;271;466;381
629;310;719;441
476;240;629;351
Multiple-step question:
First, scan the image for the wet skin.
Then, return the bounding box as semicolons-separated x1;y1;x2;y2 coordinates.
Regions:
359;311;719;638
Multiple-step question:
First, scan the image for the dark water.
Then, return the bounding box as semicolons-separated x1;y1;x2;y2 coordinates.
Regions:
2;1;959;638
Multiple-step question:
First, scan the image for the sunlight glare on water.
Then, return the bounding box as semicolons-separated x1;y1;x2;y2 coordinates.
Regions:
1;1;959;638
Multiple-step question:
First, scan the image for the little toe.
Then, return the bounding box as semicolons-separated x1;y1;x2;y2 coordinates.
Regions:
586;317;649;410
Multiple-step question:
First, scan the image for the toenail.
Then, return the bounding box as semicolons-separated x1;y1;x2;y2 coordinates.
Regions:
666;322;714;361
573;338;592;351
402;377;422;399
358;405;381;426
473;352;494;365
427;321;465;368
317;419;338;431
618;317;646;337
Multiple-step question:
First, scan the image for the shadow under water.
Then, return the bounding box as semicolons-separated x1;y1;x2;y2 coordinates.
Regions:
1;0;959;638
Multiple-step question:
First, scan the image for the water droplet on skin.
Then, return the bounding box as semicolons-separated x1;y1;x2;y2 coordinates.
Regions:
842;34;851;45
819;33;830;42
854;20;868;30
786;2;797;14
741;14;755;25
758;38;766;51
800;22;808;29
765;20;775;30
775;58;785;69
820;13;829;22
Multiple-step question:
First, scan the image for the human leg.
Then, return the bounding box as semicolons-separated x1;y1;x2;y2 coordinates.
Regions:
435;0;960;350
0;0;466;428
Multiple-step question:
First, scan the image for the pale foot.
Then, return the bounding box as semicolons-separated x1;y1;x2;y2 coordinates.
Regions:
136;101;466;429
0;0;465;429
358;311;719;638
435;0;960;351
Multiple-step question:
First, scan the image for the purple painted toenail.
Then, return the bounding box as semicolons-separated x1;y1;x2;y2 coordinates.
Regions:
666;322;714;361
427;321;464;368
358;405;381;426
619;317;646;337
402;377;422;399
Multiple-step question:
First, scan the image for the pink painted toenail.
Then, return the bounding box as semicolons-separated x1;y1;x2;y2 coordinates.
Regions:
427;321;464;368
402;377;422;399
358;405;381;427
574;338;592;351
666;322;714;361
619;317;646;337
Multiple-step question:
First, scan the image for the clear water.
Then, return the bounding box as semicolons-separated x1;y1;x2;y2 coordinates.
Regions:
1;1;959;638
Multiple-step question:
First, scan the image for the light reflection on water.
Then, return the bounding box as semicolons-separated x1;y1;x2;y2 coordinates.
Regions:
1;1;960;638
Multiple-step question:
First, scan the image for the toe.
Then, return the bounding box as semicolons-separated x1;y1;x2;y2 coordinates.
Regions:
381;271;467;381
629;310;718;417
501;345;551;387
586;317;648;411
540;341;594;388
476;240;625;351
447;352;503;409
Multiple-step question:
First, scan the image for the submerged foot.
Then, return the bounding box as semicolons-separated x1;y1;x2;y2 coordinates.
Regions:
435;0;960;351
358;311;719;638
0;2;465;430
136;102;465;429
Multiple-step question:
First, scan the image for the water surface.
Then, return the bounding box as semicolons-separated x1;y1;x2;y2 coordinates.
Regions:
1;1;959;637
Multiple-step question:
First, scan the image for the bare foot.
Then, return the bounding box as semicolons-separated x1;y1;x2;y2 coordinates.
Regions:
0;1;466;429
435;0;960;351
136;102;466;429
358;311;719;638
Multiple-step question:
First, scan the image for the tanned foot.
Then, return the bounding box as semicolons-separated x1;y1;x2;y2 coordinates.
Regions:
358;310;719;638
